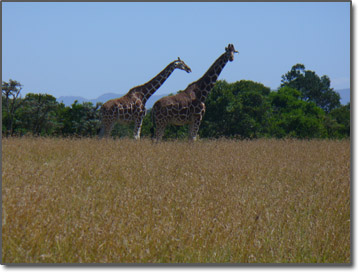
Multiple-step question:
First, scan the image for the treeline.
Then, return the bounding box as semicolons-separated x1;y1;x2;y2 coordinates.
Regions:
2;64;350;139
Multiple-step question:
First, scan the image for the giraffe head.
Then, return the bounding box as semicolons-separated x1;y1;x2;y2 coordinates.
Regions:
225;44;239;62
174;57;192;73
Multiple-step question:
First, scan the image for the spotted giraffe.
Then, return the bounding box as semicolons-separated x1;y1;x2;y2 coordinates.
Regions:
99;58;191;139
151;44;238;141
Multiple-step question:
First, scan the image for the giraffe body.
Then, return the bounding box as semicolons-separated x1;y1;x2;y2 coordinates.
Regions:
99;58;191;139
99;93;146;139
152;85;206;141
152;44;238;141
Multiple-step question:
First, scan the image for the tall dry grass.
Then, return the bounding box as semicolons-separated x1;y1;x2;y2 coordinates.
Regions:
2;137;350;263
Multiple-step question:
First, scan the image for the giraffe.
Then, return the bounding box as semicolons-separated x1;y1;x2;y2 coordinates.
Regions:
151;44;238;141
99;58;191;139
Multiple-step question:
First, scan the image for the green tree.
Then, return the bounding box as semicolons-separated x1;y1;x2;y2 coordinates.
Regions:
200;80;271;138
57;101;101;136
324;103;350;138
2;80;23;136
18;93;60;136
281;64;341;112
268;86;326;138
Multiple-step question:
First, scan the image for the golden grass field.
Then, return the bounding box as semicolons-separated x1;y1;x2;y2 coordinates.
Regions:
2;137;350;263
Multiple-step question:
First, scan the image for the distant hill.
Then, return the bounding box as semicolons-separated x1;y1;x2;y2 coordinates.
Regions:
57;95;89;106
336;88;350;105
57;93;168;109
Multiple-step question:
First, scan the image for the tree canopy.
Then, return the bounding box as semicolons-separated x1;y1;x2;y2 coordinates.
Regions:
281;64;341;112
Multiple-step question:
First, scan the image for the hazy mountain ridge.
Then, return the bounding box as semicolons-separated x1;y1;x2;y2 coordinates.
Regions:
337;88;350;105
57;88;350;108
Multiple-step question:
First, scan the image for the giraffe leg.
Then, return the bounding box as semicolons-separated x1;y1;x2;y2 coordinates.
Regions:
99;120;115;138
133;116;144;140
98;127;105;138
155;123;166;142
188;117;202;141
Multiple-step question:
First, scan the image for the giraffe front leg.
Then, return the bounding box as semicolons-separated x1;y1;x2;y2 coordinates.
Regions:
188;117;202;142
133;116;144;140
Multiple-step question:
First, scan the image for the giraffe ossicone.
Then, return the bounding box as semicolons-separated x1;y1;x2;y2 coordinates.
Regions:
152;44;238;142
99;58;191;139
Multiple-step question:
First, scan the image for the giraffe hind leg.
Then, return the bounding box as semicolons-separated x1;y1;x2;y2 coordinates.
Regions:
99;121;115;138
155;124;166;142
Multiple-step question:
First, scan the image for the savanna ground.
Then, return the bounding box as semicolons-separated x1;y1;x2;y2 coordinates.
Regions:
2;137;350;263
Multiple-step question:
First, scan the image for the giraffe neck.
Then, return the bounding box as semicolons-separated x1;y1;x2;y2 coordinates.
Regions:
195;52;229;102
129;61;177;104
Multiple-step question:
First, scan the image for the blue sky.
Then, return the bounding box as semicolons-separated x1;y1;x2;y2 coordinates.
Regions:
2;2;350;99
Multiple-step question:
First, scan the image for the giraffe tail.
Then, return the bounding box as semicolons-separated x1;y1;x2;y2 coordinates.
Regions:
98;126;105;138
98;106;106;139
150;107;156;139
